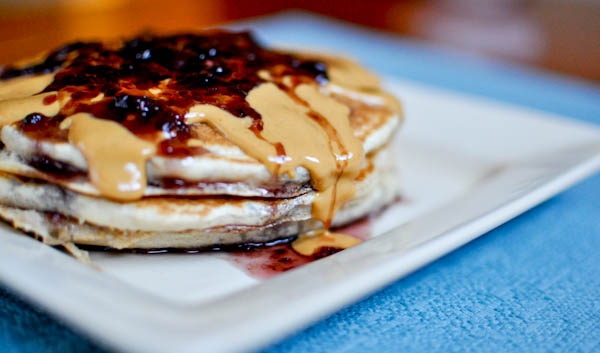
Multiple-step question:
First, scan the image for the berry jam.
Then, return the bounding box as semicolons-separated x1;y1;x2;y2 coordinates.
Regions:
225;216;373;279
2;31;329;157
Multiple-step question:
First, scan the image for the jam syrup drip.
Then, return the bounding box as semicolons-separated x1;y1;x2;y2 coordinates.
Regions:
224;216;373;279
3;31;328;157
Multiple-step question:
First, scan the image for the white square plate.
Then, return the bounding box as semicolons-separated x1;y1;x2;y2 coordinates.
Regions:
1;15;600;353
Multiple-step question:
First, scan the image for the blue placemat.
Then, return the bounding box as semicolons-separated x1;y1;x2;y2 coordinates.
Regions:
1;12;599;353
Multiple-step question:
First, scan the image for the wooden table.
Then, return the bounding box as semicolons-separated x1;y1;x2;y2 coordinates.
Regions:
1;0;599;82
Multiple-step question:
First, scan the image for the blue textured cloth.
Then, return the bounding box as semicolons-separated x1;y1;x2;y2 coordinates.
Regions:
1;13;600;353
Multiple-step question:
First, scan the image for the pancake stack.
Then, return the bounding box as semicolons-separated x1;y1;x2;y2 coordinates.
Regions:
0;31;402;252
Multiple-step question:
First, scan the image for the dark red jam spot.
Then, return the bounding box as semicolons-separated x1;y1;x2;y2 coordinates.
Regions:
28;154;86;180
227;242;312;279
22;113;45;125
47;211;67;224
19;113;66;142
2;31;328;157
310;246;343;260
43;94;58;105
151;178;189;188
0;42;91;80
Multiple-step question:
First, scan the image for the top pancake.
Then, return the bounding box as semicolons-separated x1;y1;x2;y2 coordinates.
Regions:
0;31;401;199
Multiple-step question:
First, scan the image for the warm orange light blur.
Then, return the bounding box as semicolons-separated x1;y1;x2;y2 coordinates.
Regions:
0;0;599;81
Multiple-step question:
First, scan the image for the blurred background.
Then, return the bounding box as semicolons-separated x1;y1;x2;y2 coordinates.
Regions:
0;0;599;81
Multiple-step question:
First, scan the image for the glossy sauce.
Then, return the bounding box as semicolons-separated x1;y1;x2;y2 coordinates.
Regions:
67;112;156;200
28;154;86;179
226;216;373;279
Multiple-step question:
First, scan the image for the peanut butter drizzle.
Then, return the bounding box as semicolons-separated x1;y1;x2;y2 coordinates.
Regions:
67;113;156;200
186;81;364;226
291;229;362;256
246;83;342;183
186;104;277;164
0;73;55;101
294;84;364;226
326;57;380;91
0;92;60;127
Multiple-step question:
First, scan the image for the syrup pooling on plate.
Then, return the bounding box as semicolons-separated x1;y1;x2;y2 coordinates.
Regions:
0;30;394;229
227;217;374;279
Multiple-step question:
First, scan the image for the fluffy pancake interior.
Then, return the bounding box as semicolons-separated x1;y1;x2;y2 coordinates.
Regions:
0;150;399;249
0;145;396;234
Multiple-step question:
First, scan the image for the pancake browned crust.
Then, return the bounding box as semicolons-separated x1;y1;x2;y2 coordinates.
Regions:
0;31;402;251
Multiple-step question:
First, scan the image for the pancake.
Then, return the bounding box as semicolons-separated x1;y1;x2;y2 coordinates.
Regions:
0;31;402;253
0;148;398;249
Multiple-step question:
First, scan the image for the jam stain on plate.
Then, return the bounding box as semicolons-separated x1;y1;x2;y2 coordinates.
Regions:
226;242;313;280
225;216;373;279
82;215;375;279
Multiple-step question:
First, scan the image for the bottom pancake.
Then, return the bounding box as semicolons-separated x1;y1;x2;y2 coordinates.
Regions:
0;205;319;250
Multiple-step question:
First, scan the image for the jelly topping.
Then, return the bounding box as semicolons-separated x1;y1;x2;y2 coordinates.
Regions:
3;31;327;151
